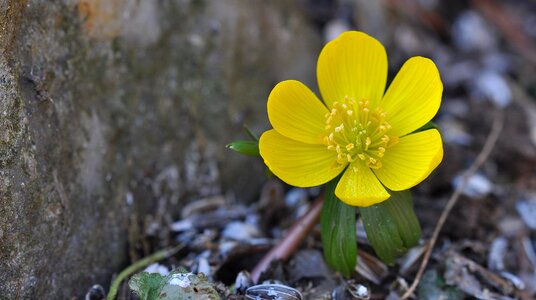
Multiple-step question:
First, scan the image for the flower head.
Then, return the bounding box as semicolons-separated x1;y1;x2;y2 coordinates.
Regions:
259;31;443;207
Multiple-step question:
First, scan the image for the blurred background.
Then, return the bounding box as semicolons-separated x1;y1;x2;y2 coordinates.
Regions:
0;0;535;298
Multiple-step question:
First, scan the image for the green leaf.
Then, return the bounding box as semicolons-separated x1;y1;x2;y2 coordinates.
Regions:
360;190;421;265
226;140;260;157
320;175;357;277
385;190;421;247
129;272;166;300
414;121;440;134
129;271;220;300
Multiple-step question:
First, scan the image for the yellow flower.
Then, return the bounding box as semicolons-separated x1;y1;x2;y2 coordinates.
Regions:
259;31;444;207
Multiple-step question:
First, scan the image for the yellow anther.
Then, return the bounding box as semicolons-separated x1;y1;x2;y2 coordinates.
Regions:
377;147;386;157
324;96;395;170
368;161;382;169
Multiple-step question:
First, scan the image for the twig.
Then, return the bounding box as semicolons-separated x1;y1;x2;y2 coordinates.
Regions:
250;195;325;283
402;107;504;299
106;244;184;300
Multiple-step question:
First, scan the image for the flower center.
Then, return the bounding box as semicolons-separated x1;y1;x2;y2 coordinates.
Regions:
323;97;398;170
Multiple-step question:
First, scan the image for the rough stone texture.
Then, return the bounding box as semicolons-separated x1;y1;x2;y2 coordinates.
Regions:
0;0;321;298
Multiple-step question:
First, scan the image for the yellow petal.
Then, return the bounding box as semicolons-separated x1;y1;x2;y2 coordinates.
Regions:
259;129;345;187
373;129;443;191
382;57;443;137
335;162;390;207
268;80;329;144
317;31;387;109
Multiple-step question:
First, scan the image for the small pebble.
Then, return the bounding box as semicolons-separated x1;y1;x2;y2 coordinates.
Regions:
235;271;253;294
452;10;496;52
170;219;193;232
488;237;508;271
439;117;472;146
218;240;238;257
473;69;512;107
324;19;350;43
346;281;370;300
453;173;492;198
516;199;536;230
222;221;261;241
284;188;308;207
197;257;211;277
85;284;105;300
500;271;526;290
144;263;169;275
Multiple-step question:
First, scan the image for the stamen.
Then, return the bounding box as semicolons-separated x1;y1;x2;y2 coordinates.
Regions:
323;96;395;168
377;147;385;157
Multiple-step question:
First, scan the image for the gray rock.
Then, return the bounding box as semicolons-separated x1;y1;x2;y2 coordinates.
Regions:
516;198;536;230
452;10;497;52
0;0;321;298
472;69;512;108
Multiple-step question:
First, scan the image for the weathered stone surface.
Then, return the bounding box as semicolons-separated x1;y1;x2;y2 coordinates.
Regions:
0;0;320;297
